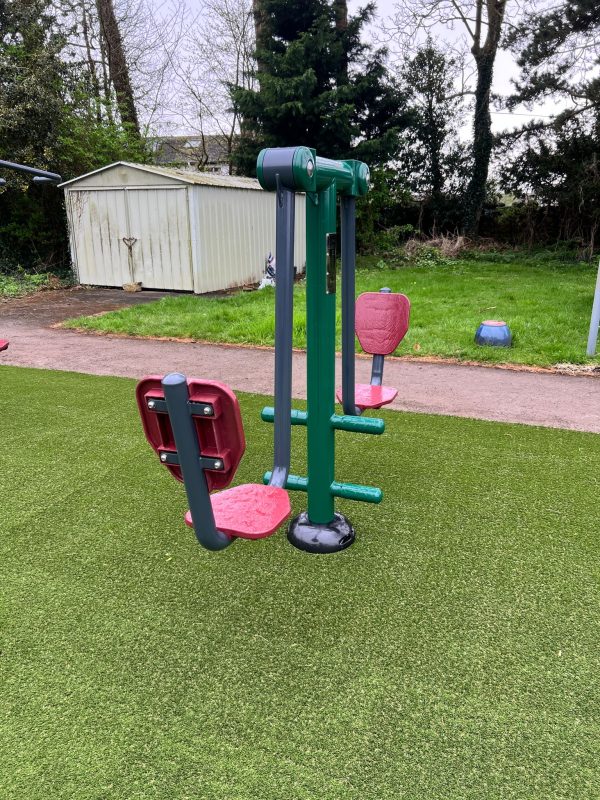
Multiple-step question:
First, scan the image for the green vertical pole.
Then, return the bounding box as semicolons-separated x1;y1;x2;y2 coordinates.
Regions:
305;182;337;524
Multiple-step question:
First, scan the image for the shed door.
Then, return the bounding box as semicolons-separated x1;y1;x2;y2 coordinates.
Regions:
125;187;194;291
68;189;131;287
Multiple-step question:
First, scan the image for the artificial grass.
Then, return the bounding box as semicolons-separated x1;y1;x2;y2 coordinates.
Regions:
1;365;600;799
62;251;600;367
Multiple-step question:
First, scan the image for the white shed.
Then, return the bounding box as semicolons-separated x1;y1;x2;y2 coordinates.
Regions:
60;162;306;294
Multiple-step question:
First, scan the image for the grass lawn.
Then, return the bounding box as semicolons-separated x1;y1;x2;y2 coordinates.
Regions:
63;251;600;367
1;365;600;799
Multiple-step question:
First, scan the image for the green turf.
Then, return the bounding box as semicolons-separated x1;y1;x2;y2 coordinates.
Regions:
1;365;599;799
62;251;600;367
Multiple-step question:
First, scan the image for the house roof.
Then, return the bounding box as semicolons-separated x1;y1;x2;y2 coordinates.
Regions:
151;134;232;166
59;161;261;190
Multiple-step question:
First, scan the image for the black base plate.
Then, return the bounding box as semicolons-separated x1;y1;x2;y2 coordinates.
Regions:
287;511;355;554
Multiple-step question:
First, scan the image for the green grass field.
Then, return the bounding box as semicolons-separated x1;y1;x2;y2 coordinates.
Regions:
63;251;600;367
1;365;599;799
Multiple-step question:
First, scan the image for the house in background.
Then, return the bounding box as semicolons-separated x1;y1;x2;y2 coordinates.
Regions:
150;135;234;175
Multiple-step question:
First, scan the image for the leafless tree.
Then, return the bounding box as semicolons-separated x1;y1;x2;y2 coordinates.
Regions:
170;0;256;171
54;0;187;137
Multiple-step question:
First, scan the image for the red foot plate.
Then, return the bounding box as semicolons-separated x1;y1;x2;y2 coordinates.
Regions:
355;292;410;355
136;376;245;492
185;484;291;539
0;340;9;352
337;383;398;411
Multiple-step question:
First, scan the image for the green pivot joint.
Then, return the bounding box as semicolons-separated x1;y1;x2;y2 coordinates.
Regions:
257;146;369;196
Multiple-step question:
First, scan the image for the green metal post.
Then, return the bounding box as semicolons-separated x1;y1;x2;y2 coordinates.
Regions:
305;182;337;524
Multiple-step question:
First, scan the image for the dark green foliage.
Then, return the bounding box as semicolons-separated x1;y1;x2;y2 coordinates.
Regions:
232;1;403;174
0;0;146;272
502;0;600;253
497;119;600;254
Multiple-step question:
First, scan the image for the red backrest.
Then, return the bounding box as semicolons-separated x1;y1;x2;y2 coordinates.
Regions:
355;292;410;355
136;376;245;492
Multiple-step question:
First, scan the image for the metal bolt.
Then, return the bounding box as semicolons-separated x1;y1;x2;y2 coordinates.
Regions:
148;400;156;409
203;406;211;415
160;453;167;462
214;460;222;469
306;159;314;178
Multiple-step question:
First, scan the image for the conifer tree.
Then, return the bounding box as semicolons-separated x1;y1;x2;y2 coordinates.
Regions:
232;0;402;173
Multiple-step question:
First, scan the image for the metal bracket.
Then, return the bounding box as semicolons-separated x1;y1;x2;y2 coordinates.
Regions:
159;450;224;470
326;233;337;294
146;397;214;417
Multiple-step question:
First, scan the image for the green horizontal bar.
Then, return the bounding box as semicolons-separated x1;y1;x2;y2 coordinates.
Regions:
315;156;354;191
263;473;382;504
330;414;385;435
331;481;383;504
263;472;308;492
261;407;308;426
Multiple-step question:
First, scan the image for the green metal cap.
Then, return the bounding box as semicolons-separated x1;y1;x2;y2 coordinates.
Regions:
256;146;317;192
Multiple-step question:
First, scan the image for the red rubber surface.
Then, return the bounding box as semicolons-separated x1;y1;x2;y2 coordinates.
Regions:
185;483;291;539
355;292;410;355
0;340;9;352
136;376;245;492
337;383;398;410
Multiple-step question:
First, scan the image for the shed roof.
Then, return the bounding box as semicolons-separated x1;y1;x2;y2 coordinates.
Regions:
59;161;262;190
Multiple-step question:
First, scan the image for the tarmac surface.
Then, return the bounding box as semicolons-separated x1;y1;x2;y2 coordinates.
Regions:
1;287;598;433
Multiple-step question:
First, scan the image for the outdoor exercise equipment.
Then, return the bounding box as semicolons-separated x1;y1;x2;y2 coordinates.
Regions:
0;162;61;356
337;288;410;413
586;260;600;356
137;146;408;554
0;160;62;185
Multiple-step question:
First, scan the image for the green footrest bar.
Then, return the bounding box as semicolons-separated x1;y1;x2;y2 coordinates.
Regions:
263;472;382;503
261;407;308;426
330;414;385;434
263;472;308;491
331;481;383;503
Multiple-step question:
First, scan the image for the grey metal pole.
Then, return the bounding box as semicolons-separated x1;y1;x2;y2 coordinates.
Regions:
341;195;360;415
269;181;295;489
0;160;62;183
370;287;392;385
162;373;233;551
586;261;600;356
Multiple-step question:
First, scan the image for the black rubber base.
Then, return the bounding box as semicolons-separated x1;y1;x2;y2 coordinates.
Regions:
287;511;355;554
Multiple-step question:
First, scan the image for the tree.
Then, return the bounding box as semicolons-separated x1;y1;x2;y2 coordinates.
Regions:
500;0;600;253
95;0;139;135
232;0;402;174
0;0;146;269
172;0;256;173
508;0;600;131
389;0;510;234
497;119;600;254
399;40;466;230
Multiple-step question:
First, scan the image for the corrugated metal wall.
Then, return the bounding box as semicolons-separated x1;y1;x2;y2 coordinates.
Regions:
193;186;306;294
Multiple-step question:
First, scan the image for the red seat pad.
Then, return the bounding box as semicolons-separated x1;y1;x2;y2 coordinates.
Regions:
355;292;410;355
185;483;291;539
0;340;9;352
337;384;398;411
